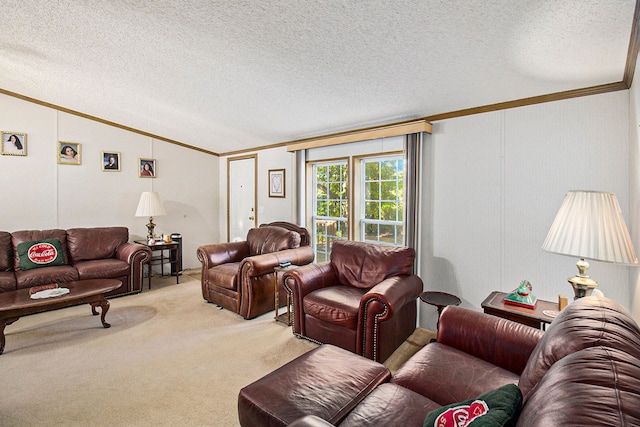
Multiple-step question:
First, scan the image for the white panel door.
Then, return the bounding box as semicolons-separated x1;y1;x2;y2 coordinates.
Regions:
228;156;256;241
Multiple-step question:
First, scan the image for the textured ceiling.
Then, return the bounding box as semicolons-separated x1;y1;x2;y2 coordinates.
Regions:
0;0;637;155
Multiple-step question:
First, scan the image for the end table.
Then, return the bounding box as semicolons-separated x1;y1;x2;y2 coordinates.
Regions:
419;291;462;330
274;265;295;326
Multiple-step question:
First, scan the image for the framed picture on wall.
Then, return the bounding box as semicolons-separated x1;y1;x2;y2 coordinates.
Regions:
1;132;27;156
139;158;156;178
268;169;285;198
58;141;81;165
102;151;121;171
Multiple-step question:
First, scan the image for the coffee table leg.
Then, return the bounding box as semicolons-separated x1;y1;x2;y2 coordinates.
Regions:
90;299;111;328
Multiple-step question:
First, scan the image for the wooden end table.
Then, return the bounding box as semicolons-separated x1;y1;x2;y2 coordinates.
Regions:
135;240;180;289
481;291;558;330
419;291;462;330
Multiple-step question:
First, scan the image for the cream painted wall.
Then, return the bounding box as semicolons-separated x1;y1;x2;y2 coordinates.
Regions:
218;148;297;241
419;90;635;329
0;93;220;270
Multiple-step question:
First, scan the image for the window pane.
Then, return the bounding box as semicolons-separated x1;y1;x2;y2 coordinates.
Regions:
381;202;397;221
381;181;396;200
365;201;379;219
365;162;379;180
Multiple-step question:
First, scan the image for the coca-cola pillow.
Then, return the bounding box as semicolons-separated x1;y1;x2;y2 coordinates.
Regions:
17;238;66;271
423;384;522;427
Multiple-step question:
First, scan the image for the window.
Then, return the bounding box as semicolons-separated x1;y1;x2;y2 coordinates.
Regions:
310;154;405;259
361;156;404;245
312;161;348;262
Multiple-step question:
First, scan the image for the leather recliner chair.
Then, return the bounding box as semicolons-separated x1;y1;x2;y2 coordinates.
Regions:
285;240;423;362
197;222;314;319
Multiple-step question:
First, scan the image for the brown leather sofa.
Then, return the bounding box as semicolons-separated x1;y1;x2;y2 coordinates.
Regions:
238;295;640;426
197;222;315;319
285;240;423;362
0;227;151;297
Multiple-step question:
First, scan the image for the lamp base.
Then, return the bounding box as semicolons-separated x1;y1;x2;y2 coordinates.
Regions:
146;216;156;241
568;275;598;300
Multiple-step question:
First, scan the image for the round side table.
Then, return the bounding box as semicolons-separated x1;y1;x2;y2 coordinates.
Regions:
419;291;462;331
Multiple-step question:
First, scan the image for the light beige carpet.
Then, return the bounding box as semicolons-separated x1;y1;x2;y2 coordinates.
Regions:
0;272;433;426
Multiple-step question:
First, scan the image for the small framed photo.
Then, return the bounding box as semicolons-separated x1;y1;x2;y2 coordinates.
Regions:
102;151;121;171
58;142;81;165
1;132;27;156
139;158;156;178
268;169;285;198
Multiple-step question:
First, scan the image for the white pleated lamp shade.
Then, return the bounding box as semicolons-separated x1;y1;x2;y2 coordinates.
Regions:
135;192;166;217
542;190;637;265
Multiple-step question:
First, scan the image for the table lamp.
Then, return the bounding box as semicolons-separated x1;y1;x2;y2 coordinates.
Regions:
542;190;637;299
135;191;166;241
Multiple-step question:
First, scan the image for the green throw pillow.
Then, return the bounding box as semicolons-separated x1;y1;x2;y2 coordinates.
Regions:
424;384;522;427
17;238;66;271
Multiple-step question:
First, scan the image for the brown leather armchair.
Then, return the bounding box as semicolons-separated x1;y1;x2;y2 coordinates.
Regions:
285;240;423;362
197;222;314;319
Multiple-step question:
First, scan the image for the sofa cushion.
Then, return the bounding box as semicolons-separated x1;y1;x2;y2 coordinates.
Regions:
518;346;640;427
423;384;522;427
15;265;79;289
67;227;128;263
337;383;440;427
303;285;364;329
74;259;129;280
207;263;240;290
518;295;640;397
393;343;520;406
0;231;13;271
330;240;415;289
17;238;66;271
12;229;69;271
0;271;17;292
246;226;301;256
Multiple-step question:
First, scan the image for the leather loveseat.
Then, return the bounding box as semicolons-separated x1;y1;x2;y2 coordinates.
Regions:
238;295;640;426
0;227;151;297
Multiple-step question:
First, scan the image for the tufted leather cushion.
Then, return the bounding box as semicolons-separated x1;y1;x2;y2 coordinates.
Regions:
518;295;640;398
67;227;128;263
246;226;300;256
330;240;415;289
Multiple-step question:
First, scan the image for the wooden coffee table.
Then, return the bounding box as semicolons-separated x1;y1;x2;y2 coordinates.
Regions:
0;279;122;354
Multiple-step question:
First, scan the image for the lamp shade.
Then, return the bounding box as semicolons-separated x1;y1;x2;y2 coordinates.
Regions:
135;191;166;217
542;190;637;265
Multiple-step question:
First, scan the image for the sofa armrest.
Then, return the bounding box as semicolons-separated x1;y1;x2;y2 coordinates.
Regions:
116;242;152;293
240;246;315;278
116;242;151;265
361;275;423;319
196;241;250;270
437;305;543;375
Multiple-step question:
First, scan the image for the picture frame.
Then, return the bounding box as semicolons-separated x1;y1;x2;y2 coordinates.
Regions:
139;158;156;178
268;169;285;198
58;142;81;165
1;132;27;156
102;151;121;171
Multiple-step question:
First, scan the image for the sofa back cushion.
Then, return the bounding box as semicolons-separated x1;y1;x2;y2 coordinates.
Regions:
12;229;69;271
330;240;415;289
0;231;13;272
518;346;640;426
246;226;301;256
66;227;128;263
518;295;640;398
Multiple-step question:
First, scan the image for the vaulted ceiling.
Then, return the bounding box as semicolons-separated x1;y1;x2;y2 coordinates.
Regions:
0;1;637;156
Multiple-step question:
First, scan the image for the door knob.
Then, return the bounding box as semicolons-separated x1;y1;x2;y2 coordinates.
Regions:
249;216;255;220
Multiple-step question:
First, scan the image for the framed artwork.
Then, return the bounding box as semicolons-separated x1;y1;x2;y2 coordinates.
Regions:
102;151;121;171
1;132;27;156
139;158;156;178
268;169;285;198
58;142;81;165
